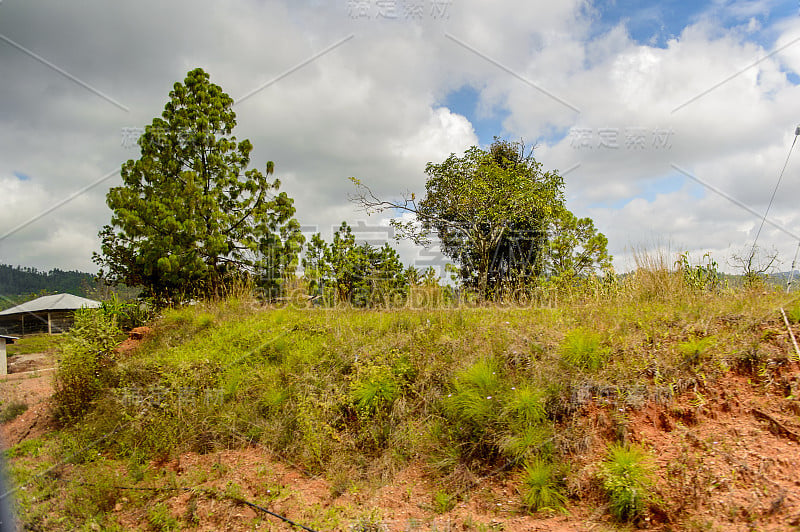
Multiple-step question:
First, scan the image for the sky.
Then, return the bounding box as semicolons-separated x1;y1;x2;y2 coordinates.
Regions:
1;0;800;278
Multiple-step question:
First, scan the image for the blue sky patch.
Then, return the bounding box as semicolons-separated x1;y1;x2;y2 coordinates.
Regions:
13;171;30;181
441;85;509;147
591;0;794;49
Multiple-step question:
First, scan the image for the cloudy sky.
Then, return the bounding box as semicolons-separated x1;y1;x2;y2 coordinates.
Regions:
1;0;800;277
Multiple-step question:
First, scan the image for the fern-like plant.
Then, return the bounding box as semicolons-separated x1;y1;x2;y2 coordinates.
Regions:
599;443;655;522
350;364;400;417
678;336;715;366
560;328;607;370
519;458;566;513
444;358;502;428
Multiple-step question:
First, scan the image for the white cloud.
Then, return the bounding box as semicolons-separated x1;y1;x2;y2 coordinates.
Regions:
1;0;799;279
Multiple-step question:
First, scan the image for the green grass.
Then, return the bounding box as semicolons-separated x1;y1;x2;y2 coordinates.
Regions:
56;286;793;470
6;333;61;355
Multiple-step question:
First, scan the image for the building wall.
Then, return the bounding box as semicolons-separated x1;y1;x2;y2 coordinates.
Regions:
0;338;6;376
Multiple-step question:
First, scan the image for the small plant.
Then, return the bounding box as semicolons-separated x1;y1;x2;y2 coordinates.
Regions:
560;328;608;370
444;358;503;430
678;336;715;366
599;443;655;522
0;400;28;423
350;363;400;417
432;490;456;514
349;508;387;531
786;302;800;324
677;252;723;291
519;458;566;513
147;502;179;531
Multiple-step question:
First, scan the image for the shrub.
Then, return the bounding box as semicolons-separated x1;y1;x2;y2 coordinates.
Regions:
53;308;123;423
501;385;552;462
599;443;655;522
444;358;502;430
519;458;566;513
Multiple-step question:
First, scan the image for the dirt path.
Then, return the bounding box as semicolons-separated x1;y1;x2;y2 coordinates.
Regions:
0;367;56;447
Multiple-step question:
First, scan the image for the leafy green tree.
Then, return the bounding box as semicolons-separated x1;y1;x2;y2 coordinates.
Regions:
301;222;407;307
94;68;303;303
545;210;612;283
352;139;610;299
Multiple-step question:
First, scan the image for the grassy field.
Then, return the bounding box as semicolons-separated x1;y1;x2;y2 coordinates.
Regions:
5;267;800;530
5;333;61;356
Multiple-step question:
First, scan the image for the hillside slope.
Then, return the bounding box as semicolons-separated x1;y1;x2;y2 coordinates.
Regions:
3;282;800;530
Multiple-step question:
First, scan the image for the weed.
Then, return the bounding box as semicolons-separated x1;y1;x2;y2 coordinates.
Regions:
147;502;179;531
432;490;456;514
518;458;566;514
599;443;655;522
6;437;44;458
349;508;387;531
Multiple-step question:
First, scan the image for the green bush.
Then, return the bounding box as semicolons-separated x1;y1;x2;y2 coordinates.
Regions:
500;385;552;462
53;309;123;423
444;358;502;428
519;458;566;513
599;443;655;522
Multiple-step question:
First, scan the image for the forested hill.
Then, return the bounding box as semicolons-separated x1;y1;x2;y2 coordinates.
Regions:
0;264;94;309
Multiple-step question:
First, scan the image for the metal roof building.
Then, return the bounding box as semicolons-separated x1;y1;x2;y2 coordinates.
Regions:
0;293;102;336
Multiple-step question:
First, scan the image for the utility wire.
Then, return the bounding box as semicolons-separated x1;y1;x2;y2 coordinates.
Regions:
752;131;799;250
788;241;800;293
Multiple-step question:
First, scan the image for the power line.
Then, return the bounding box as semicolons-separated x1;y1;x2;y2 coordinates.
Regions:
752;128;799;250
67;481;320;532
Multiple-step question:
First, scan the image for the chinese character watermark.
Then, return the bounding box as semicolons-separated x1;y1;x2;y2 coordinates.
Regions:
119;385;224;409
347;0;452;20
569;126;674;150
120;127;144;149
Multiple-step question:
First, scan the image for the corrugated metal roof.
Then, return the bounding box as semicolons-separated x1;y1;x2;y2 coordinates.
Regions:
0;293;102;316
